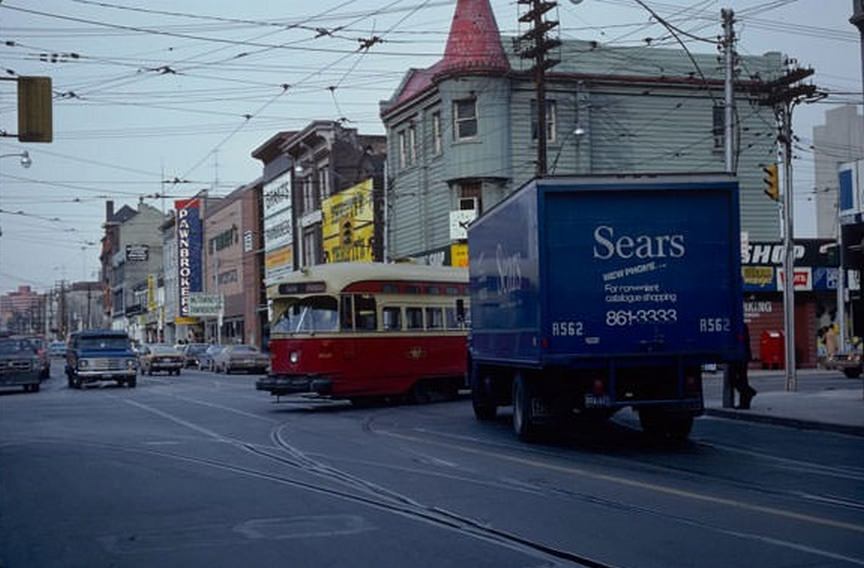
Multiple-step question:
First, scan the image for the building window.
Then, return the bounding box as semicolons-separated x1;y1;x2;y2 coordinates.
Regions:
531;100;557;143
713;105;725;151
398;131;407;168
318;166;330;201
453;98;478;140
398;126;417;168
302;226;320;267
301;176;318;214
408;124;417;165
459;182;482;214
432;111;442;155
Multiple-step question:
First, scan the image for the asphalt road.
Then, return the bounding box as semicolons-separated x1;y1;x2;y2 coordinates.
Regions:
1;362;862;568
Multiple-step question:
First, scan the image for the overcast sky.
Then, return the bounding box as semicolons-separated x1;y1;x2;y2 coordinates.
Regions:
0;0;860;293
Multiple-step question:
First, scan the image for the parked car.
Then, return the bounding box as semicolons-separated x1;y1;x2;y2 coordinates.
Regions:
66;329;138;389
198;344;224;371
182;343;210;368
0;337;42;393
48;340;67;358
213;344;269;374
138;344;185;376
17;335;49;380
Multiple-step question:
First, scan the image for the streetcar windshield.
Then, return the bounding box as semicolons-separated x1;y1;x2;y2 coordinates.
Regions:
272;295;339;334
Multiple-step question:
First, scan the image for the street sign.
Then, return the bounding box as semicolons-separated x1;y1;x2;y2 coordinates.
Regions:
188;293;223;317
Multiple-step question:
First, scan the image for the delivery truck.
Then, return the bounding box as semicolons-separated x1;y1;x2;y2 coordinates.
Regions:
467;174;744;441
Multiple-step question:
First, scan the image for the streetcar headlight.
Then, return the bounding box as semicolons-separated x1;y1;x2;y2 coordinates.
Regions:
289;351;300;364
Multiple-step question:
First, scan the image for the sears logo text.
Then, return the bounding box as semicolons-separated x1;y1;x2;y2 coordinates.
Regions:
593;225;685;261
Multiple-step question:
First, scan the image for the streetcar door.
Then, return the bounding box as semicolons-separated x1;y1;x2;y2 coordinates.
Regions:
340;295;356;361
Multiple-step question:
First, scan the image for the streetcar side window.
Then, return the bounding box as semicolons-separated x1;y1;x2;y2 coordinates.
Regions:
426;307;444;329
445;307;459;329
340;295;354;331
354;295;377;331
405;307;424;330
382;307;402;331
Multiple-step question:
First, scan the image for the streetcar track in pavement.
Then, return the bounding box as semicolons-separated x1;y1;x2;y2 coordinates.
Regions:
7;433;618;567
364;406;864;515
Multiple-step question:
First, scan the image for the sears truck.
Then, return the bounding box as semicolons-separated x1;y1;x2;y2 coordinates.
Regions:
467;174;744;441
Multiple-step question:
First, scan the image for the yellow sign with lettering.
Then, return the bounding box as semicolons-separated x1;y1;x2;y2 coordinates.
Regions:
322;178;375;263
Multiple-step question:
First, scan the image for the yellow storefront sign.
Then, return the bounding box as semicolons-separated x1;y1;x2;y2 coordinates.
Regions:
322;178;375;263
450;243;469;268
742;266;774;286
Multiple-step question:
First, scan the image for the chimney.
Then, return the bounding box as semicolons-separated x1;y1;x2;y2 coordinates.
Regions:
106;200;114;221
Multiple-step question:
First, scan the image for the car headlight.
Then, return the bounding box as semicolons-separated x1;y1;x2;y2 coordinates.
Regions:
126;359;136;369
79;359;89;369
289;351;300;364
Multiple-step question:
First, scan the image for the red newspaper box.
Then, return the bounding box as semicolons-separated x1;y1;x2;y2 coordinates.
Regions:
760;330;784;369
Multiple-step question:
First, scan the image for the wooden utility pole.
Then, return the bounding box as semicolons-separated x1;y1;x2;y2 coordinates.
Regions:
751;67;822;392
518;0;560;177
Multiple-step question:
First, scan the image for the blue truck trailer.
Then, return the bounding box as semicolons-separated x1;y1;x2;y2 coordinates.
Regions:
467;174;744;441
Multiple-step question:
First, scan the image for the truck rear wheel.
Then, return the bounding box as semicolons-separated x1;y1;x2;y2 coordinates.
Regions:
470;364;497;421
512;373;542;442
640;409;694;442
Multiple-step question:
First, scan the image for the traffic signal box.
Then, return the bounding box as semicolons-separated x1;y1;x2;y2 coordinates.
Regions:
17;76;53;143
762;163;779;201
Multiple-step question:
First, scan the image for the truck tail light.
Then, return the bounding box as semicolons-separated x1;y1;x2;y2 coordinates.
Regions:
592;379;605;395
685;372;701;395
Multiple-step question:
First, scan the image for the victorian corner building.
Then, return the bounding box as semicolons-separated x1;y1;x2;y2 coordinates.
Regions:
378;0;832;368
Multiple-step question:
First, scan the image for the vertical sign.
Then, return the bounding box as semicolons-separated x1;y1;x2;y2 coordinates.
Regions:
175;198;203;318
262;171;294;282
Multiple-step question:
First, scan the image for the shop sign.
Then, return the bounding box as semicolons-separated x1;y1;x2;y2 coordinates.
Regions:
776;267;812;291
451;243;469;268
322;178;375;263
744;301;773;314
265;245;294;283
188;293;223;317
742;266;775;291
742;240;838;267
126;244;149;262
175;198;204;318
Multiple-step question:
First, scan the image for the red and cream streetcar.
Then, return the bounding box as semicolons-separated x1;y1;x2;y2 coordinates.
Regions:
256;262;469;405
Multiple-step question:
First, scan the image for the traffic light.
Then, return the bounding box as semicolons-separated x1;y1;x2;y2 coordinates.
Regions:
17;76;53;143
762;163;779;201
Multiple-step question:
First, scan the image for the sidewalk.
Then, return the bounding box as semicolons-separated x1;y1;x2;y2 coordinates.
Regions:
702;370;864;437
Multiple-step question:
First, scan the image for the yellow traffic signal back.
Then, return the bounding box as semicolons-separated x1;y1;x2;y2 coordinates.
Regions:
17;76;53;143
762;163;779;201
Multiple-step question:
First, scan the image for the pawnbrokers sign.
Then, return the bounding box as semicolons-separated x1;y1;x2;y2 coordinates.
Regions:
175;198;204;318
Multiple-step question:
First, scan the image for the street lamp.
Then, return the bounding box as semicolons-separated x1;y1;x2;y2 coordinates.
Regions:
0;150;32;168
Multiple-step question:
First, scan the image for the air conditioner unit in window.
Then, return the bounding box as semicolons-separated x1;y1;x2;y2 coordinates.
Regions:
458;197;478;212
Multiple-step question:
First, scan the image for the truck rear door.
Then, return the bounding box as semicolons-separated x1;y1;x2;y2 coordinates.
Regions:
541;182;740;359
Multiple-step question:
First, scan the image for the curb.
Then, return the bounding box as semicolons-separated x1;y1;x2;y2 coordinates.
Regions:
704;408;864;438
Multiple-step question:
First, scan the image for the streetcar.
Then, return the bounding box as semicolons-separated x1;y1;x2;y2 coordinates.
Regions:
256;262;469;405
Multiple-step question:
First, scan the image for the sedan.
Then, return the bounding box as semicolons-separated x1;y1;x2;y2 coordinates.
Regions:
182;343;210;368
197;345;224;371
213;345;269;374
138;344;184;376
0;337;42;393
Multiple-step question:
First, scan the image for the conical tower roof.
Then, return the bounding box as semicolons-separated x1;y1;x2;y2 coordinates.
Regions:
381;0;509;117
435;0;510;79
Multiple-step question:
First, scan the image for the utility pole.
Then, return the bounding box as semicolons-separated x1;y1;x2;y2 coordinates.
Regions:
721;8;736;409
518;0;560;177
752;66;822;392
722;9;736;174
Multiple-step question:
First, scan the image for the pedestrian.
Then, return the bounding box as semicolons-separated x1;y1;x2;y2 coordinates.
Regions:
731;322;757;409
